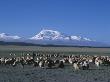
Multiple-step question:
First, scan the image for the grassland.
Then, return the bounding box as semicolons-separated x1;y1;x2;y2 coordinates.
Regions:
0;45;110;57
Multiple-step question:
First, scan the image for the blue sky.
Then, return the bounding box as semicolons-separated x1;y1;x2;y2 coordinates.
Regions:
0;0;110;43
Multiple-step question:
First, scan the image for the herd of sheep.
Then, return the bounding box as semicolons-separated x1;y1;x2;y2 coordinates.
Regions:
0;52;110;70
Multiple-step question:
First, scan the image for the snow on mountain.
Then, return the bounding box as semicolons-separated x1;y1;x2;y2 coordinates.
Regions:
0;33;21;40
83;38;92;41
30;29;93;41
30;29;66;40
0;30;109;47
0;30;93;41
70;36;82;41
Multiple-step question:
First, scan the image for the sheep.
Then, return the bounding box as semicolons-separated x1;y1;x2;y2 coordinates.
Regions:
73;62;80;70
81;61;89;70
39;60;45;68
95;57;103;68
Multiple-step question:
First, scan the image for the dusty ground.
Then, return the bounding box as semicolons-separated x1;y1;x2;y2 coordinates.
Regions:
0;64;110;82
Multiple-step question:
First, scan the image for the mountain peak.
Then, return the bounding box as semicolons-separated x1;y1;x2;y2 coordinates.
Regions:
30;29;93;41
30;29;64;40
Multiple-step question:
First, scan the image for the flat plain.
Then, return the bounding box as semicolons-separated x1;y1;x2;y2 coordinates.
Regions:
0;45;110;82
0;45;110;56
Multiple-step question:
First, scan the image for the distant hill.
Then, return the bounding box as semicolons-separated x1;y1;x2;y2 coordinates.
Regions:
0;41;110;48
0;41;36;46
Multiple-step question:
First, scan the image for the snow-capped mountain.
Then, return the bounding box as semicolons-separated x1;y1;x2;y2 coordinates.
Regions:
0;33;21;40
0;30;109;47
30;29;92;41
